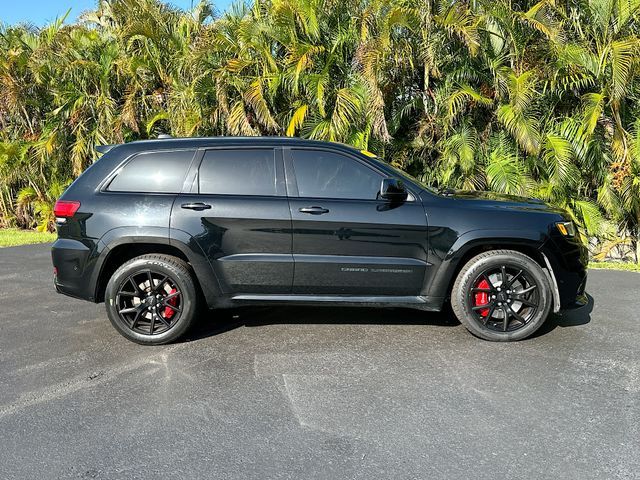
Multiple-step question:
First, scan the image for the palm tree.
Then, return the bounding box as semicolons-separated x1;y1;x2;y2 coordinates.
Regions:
1;0;640;264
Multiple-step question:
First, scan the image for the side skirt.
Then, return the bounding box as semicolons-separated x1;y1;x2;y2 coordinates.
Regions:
224;294;444;311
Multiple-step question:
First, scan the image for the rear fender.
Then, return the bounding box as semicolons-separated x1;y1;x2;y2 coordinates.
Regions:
93;227;222;307
170;228;224;307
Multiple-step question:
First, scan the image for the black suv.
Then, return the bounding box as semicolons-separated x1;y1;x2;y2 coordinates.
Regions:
52;137;588;344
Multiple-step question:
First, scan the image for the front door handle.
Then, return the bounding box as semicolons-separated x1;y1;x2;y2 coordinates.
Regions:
299;206;330;215
181;202;211;211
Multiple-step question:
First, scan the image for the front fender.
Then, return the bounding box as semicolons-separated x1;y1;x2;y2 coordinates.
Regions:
425;229;549;300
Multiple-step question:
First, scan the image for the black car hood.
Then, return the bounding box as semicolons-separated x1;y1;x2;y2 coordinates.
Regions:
431;188;569;216
440;189;546;205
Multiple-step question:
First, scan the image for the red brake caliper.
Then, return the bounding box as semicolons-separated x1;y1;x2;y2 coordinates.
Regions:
474;279;490;317
162;288;178;319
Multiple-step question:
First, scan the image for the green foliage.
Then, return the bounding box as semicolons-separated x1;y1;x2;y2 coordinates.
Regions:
0;228;57;248
1;0;640;263
588;262;640;273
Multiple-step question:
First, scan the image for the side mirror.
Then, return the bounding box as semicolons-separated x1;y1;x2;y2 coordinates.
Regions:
379;178;408;202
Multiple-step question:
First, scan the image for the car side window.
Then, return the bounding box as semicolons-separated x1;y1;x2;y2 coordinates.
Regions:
291;149;382;200
199;149;278;196
107;150;195;193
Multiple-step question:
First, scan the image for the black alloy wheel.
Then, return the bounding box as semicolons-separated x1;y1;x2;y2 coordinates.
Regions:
116;269;183;336
451;249;552;341
105;254;199;345
468;265;540;333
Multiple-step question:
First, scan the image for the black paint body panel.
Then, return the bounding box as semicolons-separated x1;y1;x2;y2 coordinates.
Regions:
52;137;588;312
288;198;429;295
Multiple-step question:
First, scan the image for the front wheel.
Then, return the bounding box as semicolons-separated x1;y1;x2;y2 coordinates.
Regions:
105;254;199;345
451;250;552;341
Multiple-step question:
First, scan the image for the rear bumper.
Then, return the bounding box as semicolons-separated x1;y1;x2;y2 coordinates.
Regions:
51;238;100;302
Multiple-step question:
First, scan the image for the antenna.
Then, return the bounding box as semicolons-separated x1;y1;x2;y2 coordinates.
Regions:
158;134;173;139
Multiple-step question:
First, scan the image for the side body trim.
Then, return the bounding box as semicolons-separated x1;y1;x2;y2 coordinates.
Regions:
228;294;441;310
293;255;428;266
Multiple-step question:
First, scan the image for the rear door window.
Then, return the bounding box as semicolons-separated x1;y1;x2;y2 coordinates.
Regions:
108;150;195;193
199;148;278;196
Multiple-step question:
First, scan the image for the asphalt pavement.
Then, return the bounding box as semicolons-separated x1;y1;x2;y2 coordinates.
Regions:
0;243;638;479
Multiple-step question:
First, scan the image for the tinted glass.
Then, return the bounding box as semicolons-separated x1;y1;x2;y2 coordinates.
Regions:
108;150;194;193
199;149;277;196
291;149;382;199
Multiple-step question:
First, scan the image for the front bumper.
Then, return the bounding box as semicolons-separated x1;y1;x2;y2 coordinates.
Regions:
542;234;589;310
564;292;589;310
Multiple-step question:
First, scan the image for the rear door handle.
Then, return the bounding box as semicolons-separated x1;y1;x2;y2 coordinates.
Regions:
299;206;329;215
181;202;211;211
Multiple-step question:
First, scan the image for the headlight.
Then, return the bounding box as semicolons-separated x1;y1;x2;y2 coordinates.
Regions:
556;221;576;237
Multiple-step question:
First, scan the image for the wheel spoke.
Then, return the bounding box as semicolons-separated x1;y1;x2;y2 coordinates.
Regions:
481;273;495;289
516;285;537;295
514;297;538;308
152;276;169;293
131;309;144;329
118;306;138;315
157;314;171;327
508;306;526;324
163;291;180;302
483;303;496;325
500;266;507;287
472;299;494;311
508;269;523;287
163;302;182;313
146;270;154;292
149;314;156;334
502;306;510;331
129;277;142;295
471;287;492;293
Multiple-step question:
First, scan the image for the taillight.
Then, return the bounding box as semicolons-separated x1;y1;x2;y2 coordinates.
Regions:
54;200;81;218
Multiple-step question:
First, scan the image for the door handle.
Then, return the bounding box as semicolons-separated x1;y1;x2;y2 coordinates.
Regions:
181;202;211;211
299;206;329;215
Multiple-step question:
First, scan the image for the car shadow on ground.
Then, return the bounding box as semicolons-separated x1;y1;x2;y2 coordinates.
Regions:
529;293;594;338
184;294;594;343
184;305;461;342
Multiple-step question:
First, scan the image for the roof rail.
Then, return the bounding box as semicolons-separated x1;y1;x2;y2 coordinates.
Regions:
158;134;173;139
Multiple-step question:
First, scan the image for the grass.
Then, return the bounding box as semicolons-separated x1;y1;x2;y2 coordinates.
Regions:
0;228;57;248
588;261;640;272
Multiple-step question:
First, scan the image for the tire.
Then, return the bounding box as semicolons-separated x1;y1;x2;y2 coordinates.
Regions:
105;254;199;345
450;250;552;341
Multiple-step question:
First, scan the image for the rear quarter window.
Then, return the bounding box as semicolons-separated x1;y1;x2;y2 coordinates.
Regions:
107;150;195;193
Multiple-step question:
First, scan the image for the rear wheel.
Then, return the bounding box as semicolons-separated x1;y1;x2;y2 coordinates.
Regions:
451;250;552;341
105;254;199;345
